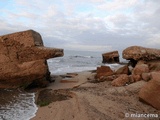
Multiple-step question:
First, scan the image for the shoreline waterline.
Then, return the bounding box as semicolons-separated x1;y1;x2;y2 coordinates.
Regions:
0;89;38;120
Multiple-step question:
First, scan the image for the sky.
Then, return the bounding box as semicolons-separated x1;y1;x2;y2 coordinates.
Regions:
0;0;160;52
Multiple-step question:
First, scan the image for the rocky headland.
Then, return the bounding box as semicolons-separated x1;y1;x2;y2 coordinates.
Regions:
0;30;63;88
0;30;159;120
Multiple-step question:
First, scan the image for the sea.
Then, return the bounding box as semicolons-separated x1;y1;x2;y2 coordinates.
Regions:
47;50;125;75
0;50;125;120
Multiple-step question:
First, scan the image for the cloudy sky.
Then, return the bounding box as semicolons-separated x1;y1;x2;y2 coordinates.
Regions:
0;0;160;52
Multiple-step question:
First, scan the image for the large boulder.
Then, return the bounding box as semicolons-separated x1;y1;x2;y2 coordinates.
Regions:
102;51;119;63
0;30;63;88
111;74;129;87
139;72;160;110
131;63;149;82
95;66;114;79
123;46;160;61
115;65;130;75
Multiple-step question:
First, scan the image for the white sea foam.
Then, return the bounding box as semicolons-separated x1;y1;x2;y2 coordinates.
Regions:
50;66;97;75
0;92;38;120
105;63;125;71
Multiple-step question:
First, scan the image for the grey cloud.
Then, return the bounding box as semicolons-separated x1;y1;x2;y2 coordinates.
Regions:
43;36;68;48
0;0;160;51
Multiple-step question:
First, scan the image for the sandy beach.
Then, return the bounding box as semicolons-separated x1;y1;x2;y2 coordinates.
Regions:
31;71;160;120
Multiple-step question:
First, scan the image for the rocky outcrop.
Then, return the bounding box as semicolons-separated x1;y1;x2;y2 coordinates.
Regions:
123;46;160;63
0;30;63;88
122;46;160;109
139;72;160;110
94;46;160;110
102;51;119;63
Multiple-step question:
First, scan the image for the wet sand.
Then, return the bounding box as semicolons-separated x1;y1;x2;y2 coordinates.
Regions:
31;71;160;120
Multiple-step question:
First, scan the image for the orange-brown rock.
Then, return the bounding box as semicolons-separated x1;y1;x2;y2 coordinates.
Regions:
131;74;141;82
0;30;63;88
102;51;119;63
139;72;160;110
95;66;114;79
98;75;118;82
147;60;160;72
115;65;130;75
133;64;149;75
123;46;160;61
131;63;149;82
111;74;129;87
142;73;151;81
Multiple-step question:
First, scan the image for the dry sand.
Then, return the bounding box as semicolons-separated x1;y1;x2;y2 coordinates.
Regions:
31;71;160;120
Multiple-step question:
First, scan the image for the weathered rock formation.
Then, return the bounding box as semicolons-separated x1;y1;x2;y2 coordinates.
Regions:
95;46;160;109
102;51;119;63
0;30;63;88
123;46;160;66
122;46;160;110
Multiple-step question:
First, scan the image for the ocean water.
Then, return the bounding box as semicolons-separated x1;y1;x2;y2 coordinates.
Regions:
47;50;124;75
0;89;37;120
48;50;101;75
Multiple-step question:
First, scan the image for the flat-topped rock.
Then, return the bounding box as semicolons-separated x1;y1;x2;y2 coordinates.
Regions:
0;29;44;47
122;46;160;61
102;51;119;63
0;30;63;88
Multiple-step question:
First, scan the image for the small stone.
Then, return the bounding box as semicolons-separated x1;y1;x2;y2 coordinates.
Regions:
111;74;129;87
98;75;118;82
142;73;151;81
95;66;114;79
115;65;130;75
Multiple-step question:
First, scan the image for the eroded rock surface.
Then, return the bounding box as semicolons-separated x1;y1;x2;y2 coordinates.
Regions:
111;74;130;87
115;65;130;75
131;63;149;82
102;51;119;63
95;66;114;79
123;46;160;61
0;30;63;88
